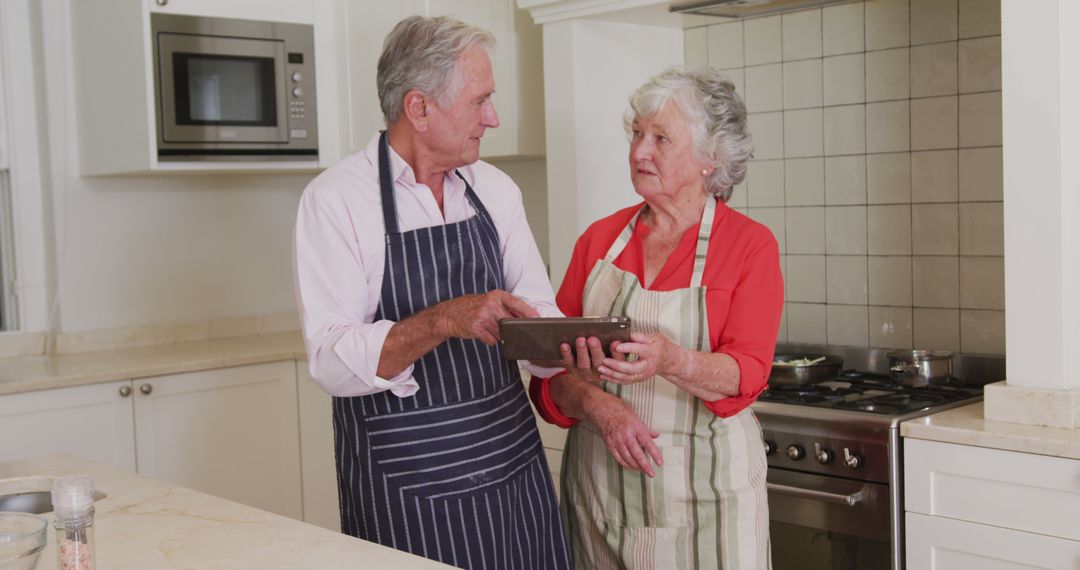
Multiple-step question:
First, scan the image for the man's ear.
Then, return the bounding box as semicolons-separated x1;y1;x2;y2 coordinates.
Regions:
402;90;429;132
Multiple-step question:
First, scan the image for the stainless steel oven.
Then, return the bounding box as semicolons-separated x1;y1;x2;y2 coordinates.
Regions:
151;13;318;160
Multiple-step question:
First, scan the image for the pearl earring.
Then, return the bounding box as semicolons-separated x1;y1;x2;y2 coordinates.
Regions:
701;169;709;176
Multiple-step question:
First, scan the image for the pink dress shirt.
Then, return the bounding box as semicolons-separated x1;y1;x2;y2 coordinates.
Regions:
294;134;561;398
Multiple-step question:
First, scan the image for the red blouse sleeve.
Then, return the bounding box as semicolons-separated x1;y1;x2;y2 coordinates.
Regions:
702;235;784;418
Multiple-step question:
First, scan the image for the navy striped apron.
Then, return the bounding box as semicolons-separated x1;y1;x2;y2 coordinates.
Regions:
332;132;571;570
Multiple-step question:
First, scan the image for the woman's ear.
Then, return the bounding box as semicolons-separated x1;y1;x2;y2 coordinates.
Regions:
402;90;429;132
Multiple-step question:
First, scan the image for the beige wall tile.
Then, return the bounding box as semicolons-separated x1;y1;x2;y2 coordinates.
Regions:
824;105;866;156
869;306;914;349
960;256;1004;310
685;27;708;70
747;159;786;207
869;255;913;305
960;309;1005;354
911;0;958;45
911;96;959;150
866;0;910;51
914;308;960;351
749;207;787;253
786;255;827;302
825;155;867;205
787;302;827;344
959;0;1000;39
744;15;782;66
827;255;868;304
785;158;826;206
912;203;960;255
745;64;783;113
783;59;824;109
959;91;1002;147
784;108;824;158
708;22;744;69
748;112;784;160
911;150;959;203
823;54;866;106
782;9;822;61
866;48;910;102
911;42;958;97
959;202;1003;255
719;68;746;100
777;304;788;343
825;205;868;254
867;101;911;153
959;37;1001;93
913;256;960;308
867;152;912;204
786;206;826;254
868;205;912;255
823;2;864;56
827;304;869;347
959;147;1003;201
729;179;749;209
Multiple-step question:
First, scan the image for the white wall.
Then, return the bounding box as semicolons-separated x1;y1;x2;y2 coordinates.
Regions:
492;158;550;267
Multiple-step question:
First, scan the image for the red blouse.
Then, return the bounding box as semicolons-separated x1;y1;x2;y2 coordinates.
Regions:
529;200;784;422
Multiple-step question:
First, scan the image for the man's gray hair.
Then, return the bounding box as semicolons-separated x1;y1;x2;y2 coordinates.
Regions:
377;15;495;124
624;66;754;202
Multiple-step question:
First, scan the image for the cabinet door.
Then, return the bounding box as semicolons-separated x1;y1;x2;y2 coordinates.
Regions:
0;381;136;470
296;360;341;532
906;512;1080;570
132;361;302;519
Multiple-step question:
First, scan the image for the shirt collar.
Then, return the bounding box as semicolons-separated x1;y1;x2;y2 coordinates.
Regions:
363;133;468;191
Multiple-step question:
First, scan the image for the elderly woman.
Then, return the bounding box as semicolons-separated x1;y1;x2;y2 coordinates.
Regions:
529;66;783;569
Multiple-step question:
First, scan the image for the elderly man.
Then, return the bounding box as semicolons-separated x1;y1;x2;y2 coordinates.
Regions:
293;15;571;570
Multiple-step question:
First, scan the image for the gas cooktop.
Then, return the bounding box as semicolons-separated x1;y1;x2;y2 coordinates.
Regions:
757;370;984;415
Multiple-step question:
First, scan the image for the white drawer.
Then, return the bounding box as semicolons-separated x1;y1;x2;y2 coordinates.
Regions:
906;512;1080;570
904;438;1080;540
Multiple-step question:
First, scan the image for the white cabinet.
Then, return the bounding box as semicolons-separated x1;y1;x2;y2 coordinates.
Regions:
133;361;302;519
0;380;136;471
904;438;1080;570
344;0;545;159
296;360;340;531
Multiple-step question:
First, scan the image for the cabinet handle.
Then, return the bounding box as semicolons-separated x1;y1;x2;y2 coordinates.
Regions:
118;385;132;397
139;383;153;395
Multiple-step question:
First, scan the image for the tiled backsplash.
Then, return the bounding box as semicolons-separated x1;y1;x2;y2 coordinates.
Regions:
684;0;1003;354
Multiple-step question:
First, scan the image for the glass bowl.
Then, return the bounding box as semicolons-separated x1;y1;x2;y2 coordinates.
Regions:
0;512;47;570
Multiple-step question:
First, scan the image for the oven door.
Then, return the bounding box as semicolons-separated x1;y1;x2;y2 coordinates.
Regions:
157;33;288;145
767;468;892;570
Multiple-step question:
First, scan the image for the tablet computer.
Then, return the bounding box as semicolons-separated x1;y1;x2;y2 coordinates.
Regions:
498;316;631;361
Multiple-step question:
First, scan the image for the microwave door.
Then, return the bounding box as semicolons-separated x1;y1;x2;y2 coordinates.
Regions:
157;33;288;145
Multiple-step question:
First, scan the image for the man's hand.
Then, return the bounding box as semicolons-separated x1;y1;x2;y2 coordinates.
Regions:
436;290;538;345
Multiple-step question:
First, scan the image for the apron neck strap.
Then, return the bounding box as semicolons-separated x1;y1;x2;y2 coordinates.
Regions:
601;197;717;288
377;131;400;235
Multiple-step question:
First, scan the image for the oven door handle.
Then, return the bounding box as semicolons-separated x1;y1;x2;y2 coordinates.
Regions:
766;482;864;506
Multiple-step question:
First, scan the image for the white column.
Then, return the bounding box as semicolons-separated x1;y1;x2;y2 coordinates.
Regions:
984;0;1080;428
538;17;683;290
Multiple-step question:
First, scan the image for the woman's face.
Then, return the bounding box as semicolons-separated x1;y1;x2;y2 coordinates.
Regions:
629;102;710;201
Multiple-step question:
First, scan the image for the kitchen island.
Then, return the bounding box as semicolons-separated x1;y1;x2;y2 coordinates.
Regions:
0;453;450;569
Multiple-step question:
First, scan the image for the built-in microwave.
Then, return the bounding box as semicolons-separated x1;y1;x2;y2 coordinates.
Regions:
150;13;318;161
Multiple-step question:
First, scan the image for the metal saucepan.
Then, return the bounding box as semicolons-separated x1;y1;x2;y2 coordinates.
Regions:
886;350;954;386
769;353;844;386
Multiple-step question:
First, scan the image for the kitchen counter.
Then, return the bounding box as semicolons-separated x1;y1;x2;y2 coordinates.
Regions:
0;332;306;396
0;454;449;569
901;402;1080;459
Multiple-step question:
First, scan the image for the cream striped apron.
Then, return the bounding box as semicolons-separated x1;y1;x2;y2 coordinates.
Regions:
561;197;771;570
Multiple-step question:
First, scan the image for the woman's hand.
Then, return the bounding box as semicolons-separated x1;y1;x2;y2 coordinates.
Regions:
587;396;663;477
598;332;682;384
557;336;623;384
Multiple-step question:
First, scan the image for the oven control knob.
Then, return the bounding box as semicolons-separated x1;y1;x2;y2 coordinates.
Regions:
764;440;777;456
785;444;804;461
843;448;863;470
814;443;834;465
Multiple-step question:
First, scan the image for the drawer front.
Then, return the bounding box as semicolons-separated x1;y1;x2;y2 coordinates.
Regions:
905;438;1080;540
906;512;1080;570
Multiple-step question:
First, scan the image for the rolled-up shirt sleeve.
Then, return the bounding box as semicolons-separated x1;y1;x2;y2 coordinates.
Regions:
293;180;419;398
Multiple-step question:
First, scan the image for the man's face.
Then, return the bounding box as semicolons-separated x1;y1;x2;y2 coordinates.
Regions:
425;45;500;169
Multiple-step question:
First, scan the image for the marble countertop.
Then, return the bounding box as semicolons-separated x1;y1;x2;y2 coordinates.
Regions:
0;454;449;569
0;332;307;396
901;402;1080;460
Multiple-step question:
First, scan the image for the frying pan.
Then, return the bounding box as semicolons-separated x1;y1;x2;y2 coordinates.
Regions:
769;353;844;386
